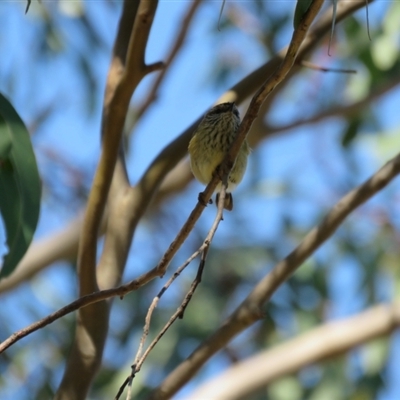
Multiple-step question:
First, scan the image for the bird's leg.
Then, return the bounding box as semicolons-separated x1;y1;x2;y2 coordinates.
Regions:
215;160;234;182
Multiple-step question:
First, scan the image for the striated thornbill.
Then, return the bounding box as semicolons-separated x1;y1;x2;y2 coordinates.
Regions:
188;102;250;211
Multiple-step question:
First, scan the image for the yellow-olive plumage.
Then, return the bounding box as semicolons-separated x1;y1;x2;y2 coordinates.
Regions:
188;102;250;210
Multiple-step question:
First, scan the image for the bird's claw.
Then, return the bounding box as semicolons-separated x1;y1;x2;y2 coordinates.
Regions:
198;192;213;207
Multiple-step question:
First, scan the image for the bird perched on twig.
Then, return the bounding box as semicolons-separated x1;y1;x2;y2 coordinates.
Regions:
188;102;250;211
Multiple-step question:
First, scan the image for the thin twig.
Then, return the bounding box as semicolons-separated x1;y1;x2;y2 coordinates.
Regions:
299;59;356;73
218;0;226;31
115;187;227;399
136;185;226;372
365;0;371;41
114;376;129;400
135;0;202;121
138;0;325;292
263;76;400;137
125;367;135;400
136;246;210;372
133;246;206;367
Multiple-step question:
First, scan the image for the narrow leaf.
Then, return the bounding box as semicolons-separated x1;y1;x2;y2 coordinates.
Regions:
328;0;338;55
293;0;313;29
0;93;41;278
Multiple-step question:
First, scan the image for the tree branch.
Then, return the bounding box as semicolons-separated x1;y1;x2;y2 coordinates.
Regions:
188;302;400;400
0;214;85;294
135;0;203;121
78;0;162;298
56;2;162;398
263;77;400;137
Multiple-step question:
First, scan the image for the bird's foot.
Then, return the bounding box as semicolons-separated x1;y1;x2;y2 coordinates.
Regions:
198;192;213;207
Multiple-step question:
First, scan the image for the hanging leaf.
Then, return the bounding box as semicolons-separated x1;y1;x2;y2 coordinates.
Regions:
293;0;313;29
328;0;338;55
0;93;41;278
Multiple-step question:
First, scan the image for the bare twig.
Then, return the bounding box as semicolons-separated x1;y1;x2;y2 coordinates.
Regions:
218;0;226;31
125;368;135;400
136;250;209;372
365;0;371;41
298;59;356;73
135;186;226;371
115;376;130;400
146;150;400;399
116;186;227;399
136;246;211;371
135;0;202;121
188;301;400;400
263;76;400;137
133;246;205;368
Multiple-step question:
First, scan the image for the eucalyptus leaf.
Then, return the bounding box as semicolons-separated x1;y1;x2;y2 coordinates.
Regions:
293;0;313;29
0;93;41;278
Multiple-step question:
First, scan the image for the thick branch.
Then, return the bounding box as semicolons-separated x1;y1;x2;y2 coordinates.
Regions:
77;0;160;297
56;2;161;399
188;302;400;400
0;216;84;294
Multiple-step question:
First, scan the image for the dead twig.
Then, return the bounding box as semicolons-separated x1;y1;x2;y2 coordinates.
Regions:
135;0;203;121
115;186;227;399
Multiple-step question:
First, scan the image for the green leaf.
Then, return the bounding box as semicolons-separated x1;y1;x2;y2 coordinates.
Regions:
0;93;41;278
293;0;313;29
0;125;12;158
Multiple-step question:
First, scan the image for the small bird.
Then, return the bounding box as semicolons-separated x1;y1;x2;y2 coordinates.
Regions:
188;102;250;211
